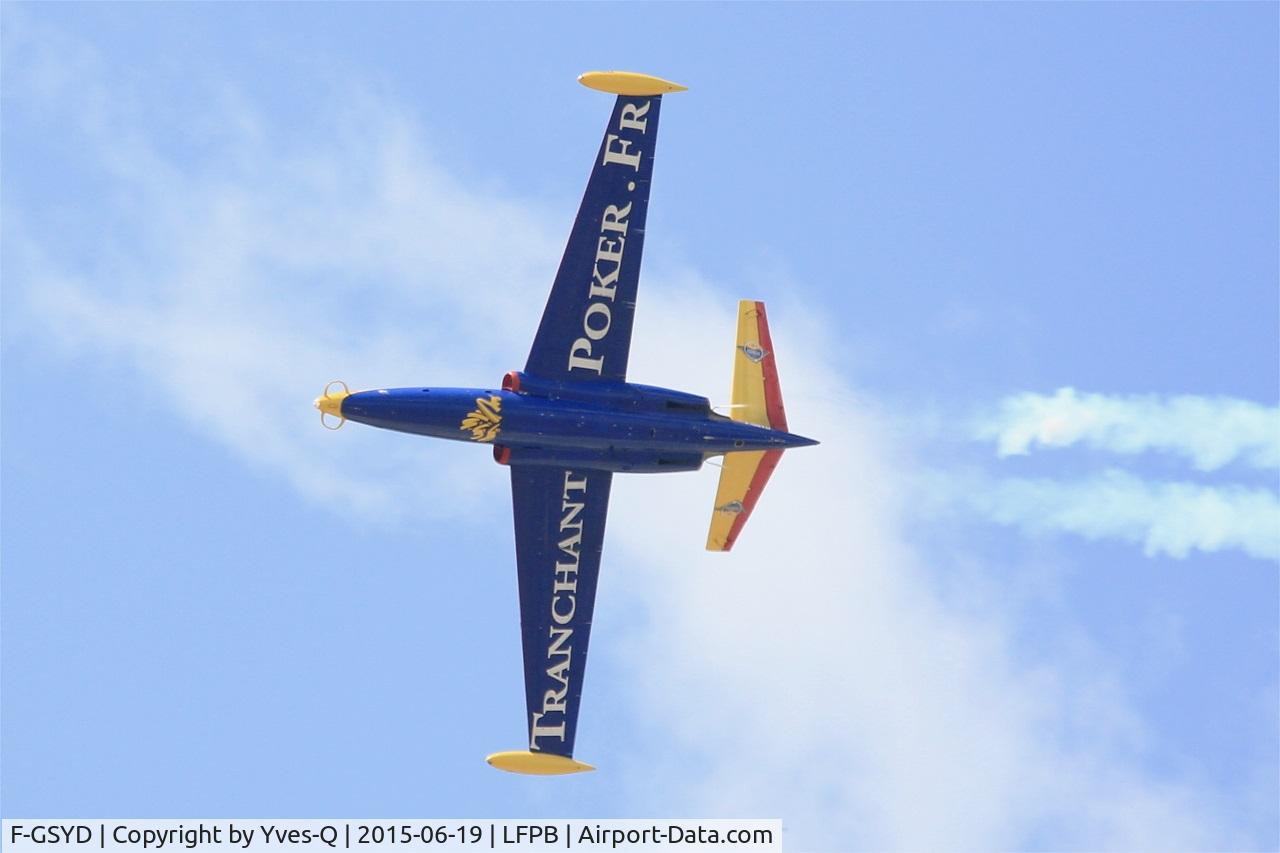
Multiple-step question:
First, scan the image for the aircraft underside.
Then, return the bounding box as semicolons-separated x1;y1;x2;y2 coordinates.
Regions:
336;384;815;463
313;71;816;775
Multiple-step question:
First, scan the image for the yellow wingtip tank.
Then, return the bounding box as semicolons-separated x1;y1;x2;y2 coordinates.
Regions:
578;71;687;96
485;750;596;775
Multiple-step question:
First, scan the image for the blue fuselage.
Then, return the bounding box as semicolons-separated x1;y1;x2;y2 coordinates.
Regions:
338;374;816;473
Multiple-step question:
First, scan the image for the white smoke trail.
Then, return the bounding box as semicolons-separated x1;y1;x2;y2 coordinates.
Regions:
977;387;1280;471
971;469;1280;560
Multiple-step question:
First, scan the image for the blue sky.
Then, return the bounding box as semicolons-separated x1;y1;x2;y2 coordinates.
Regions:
3;4;1276;850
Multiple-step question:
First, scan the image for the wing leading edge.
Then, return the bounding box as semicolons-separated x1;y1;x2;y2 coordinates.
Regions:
524;91;667;383
486;466;612;775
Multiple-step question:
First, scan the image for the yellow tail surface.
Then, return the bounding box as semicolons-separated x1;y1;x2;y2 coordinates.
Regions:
706;300;788;551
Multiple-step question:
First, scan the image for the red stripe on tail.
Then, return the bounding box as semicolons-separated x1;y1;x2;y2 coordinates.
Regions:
754;302;788;431
722;449;784;551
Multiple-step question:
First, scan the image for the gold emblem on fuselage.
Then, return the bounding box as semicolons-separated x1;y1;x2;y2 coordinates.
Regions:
461;395;503;442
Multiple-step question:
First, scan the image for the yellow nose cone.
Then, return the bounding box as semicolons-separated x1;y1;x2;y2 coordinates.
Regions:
314;381;351;420
313;393;346;417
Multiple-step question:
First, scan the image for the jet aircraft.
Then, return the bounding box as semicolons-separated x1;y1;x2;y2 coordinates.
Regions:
314;71;817;775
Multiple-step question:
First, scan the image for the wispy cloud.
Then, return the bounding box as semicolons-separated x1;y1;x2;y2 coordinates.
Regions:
3;17;1260;850
964;469;1280;560
610;334;1240;850
977;387;1280;472
5;16;562;523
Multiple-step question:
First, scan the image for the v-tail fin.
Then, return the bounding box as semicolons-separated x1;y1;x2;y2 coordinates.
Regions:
706;300;790;552
727;300;788;431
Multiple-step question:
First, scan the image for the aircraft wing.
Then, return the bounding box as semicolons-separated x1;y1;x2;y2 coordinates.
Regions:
488;465;612;774
524;90;667;383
